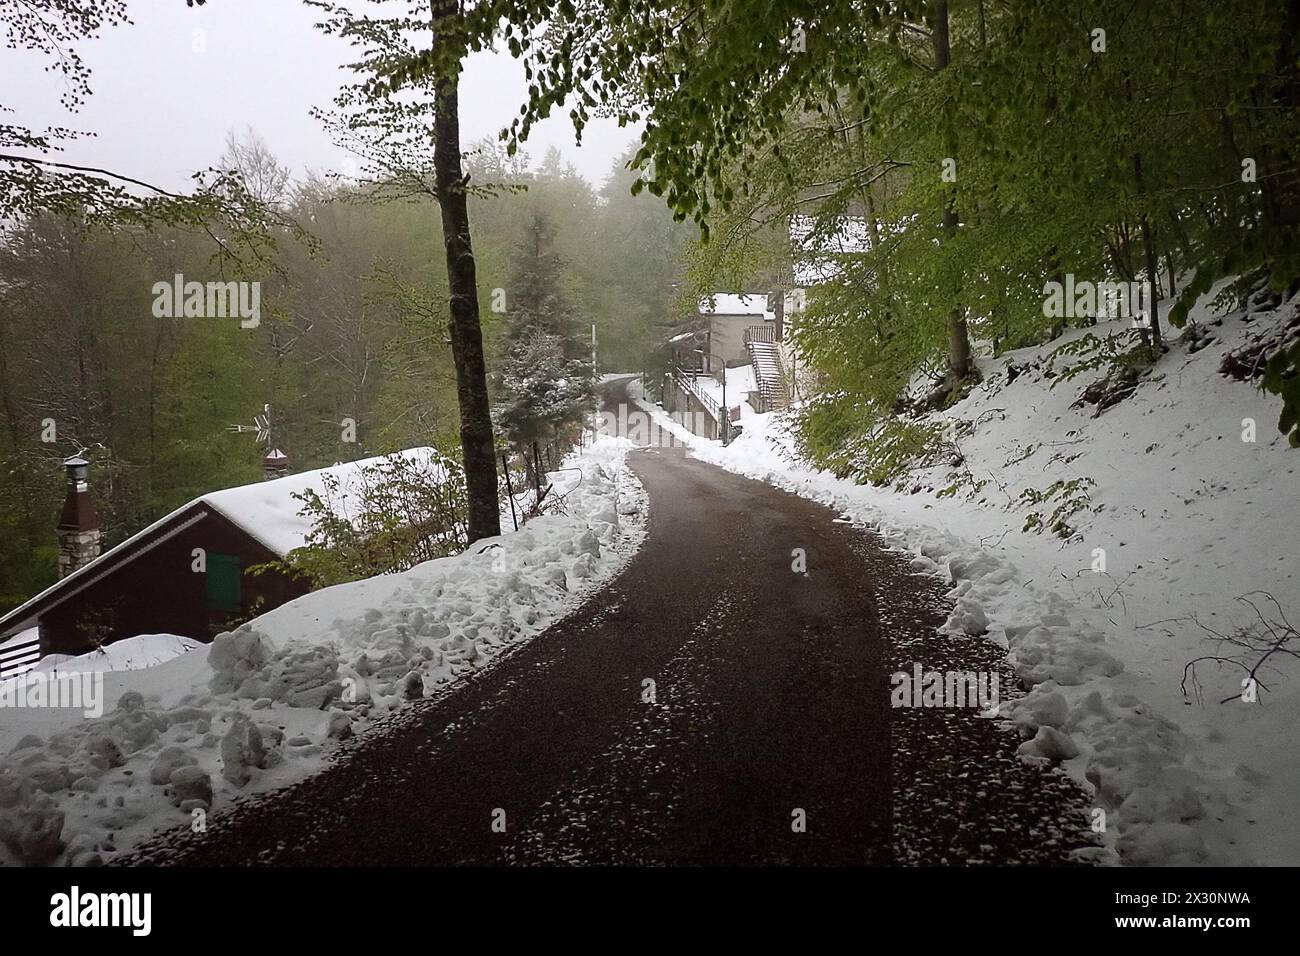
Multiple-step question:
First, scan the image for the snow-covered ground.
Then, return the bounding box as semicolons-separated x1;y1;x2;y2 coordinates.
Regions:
0;436;646;866
630;292;1298;866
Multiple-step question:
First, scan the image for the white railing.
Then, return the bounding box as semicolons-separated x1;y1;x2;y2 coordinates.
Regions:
0;635;41;681
673;367;722;426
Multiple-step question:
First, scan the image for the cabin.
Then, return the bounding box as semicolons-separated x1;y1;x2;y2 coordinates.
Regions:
0;449;436;665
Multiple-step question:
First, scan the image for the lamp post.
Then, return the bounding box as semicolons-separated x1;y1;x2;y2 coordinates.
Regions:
692;348;729;444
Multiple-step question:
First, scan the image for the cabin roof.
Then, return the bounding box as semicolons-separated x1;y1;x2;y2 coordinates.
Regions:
0;448;440;638
199;447;440;555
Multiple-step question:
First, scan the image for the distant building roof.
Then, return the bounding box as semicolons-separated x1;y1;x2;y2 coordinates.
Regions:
790;214;875;284
699;293;774;320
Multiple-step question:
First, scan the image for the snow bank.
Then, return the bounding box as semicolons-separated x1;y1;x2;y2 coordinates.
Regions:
632;293;1298;866
0;436;646;866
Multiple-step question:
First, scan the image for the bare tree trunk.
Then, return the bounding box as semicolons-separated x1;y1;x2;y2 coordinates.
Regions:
1132;151;1164;351
933;1;975;394
433;3;500;542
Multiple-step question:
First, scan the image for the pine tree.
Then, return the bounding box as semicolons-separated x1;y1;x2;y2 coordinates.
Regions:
495;213;594;475
503;211;585;359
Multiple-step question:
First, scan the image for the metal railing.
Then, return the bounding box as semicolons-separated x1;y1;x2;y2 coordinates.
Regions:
744;332;790;413
673;367;722;424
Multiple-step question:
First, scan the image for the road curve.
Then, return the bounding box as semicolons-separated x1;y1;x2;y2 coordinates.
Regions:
130;382;1095;866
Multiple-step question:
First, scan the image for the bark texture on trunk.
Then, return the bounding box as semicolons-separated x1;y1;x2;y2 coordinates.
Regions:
932;1;975;393
433;5;500;542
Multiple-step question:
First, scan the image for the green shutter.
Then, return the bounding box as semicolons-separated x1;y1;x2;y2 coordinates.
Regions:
206;553;242;612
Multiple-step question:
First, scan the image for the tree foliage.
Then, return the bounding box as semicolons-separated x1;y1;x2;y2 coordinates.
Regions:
432;0;1300;448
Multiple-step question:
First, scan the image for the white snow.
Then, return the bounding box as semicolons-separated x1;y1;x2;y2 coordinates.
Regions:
631;291;1299;866
0;628;39;652
27;635;203;676
0;436;646;866
0;627;40;680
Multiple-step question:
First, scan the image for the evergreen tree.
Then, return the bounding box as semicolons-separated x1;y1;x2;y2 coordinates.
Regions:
502;211;584;359
495;213;595;474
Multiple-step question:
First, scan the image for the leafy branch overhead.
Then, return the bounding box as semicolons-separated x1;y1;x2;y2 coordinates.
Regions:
0;0;304;267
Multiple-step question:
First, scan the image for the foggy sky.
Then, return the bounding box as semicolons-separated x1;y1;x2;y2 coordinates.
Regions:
0;0;638;193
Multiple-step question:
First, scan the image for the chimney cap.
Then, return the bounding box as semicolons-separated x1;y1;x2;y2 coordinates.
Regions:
58;456;99;532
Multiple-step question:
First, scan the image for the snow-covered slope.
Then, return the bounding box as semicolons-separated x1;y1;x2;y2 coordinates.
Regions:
632;292;1298;866
0;437;646;866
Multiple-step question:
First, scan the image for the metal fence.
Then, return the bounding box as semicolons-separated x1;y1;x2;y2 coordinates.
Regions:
673;367;722;423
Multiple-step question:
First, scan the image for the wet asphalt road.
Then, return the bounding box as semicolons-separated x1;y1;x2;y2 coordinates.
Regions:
131;383;1096;866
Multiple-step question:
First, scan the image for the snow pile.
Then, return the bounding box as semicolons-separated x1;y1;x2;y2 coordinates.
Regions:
0;436;645;866
632;292;1298;866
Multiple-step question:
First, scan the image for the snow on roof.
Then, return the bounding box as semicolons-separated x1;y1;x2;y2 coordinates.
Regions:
790;214;874;285
699;293;773;319
695;365;759;413
200;447;442;556
28;633;202;676
0;448;442;636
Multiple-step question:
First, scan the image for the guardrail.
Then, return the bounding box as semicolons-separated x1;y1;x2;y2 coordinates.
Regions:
0;636;41;681
673;367;721;424
744;324;777;344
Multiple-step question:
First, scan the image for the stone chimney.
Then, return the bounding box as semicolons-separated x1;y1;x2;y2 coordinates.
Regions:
263;448;289;480
57;456;101;578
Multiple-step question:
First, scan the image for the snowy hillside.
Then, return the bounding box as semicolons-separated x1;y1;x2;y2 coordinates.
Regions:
0;437;646;866
632;291;1298;866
